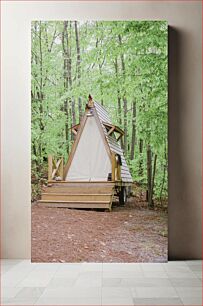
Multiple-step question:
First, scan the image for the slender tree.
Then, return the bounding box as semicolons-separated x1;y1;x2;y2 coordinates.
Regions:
118;34;128;155
130;99;136;160
74;21;82;119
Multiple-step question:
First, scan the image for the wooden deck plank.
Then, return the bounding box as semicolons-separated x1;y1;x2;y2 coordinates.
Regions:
38;200;112;210
44;187;114;194
41;193;113;201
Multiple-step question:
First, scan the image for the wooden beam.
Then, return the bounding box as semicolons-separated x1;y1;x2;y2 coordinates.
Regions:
58;157;64;179
48;155;53;181
117;134;123;142
38;201;111;210
71;128;77;135
88;94;94;108
111;152;116;181
107;126;115;136
52;159;62;179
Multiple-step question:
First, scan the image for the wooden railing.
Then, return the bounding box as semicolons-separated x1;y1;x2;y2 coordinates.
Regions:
111;153;121;182
48;155;64;181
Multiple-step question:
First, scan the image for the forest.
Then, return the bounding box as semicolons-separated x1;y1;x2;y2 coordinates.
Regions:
31;21;168;208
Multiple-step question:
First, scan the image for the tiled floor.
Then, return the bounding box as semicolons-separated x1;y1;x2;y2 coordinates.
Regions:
1;260;202;305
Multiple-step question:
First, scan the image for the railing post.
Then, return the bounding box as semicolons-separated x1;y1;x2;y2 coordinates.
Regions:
48;155;53;181
59;157;64;180
117;163;121;181
111;152;116;181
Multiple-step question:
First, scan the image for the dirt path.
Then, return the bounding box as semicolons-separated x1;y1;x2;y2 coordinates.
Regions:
31;198;168;263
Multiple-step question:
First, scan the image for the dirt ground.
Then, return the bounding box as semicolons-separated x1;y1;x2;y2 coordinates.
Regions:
31;196;168;263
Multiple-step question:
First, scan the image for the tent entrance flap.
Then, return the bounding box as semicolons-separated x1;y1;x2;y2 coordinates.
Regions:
65;116;111;181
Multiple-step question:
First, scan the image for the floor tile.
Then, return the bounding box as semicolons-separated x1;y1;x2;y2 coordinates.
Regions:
35;297;101;305
140;263;166;272
135;286;178;298
123;277;172;287
33;263;60;272
47;277;76;288
175;287;202;298
143;271;169;278
81;263;102;272
102;277;122;287
54;270;80;278
180;296;202;305
133;297;183;305
1;287;22;299
164;265;192;272
188;265;202;272
41;286;101;298
2;296;39;305
186;260;202;266
166;271;197;279
75;276;102;287
103;270;144;278
2;264;37;286
102;287;132;298
2;265;16;274
193;271;202;279
164;261;186;266
17;270;56;287
0;259;24;265
1;259;202;306
102;297;134;305
103;263;142;272
170;277;202;287
15;287;45;298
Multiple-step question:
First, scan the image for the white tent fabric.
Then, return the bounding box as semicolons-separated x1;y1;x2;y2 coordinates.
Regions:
66;115;111;181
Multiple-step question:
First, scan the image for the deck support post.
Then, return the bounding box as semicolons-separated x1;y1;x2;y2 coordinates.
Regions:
48;155;53;181
111;152;116;181
59;157;64;180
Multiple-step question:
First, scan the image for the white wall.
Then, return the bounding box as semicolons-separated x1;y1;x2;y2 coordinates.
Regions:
1;1;201;259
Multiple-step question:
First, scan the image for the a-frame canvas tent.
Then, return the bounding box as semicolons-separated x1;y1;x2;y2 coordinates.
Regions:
64;97;132;183
39;96;132;210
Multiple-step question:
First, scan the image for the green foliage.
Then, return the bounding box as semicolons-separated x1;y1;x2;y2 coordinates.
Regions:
31;20;168;201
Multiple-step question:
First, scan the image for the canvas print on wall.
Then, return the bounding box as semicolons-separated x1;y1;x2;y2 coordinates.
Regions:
31;21;168;262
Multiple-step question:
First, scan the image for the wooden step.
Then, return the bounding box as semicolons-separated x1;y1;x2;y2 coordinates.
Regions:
48;181;115;188
41;193;112;201
43;186;113;194
44;186;114;194
48;180;114;184
38;200;112;210
39;181;114;210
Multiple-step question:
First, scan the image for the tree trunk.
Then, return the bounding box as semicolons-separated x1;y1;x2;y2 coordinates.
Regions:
74;21;82;120
99;61;104;106
72;97;76;126
150;154;157;209
38;21;45;167
118;34;128;155
147;144;152;208
159;164;166;205
123;96;128;155
147;145;156;209
139;139;143;178
159;143;167;205
130;99;136;160
62;21;70;153
114;57;122;126
78;97;82;120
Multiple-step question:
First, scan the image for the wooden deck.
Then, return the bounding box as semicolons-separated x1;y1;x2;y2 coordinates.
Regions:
38;181;114;211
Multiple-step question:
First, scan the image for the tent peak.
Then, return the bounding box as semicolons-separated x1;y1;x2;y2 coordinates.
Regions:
86;94;94;108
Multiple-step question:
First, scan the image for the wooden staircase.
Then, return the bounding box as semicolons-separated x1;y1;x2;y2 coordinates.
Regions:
38;181;115;211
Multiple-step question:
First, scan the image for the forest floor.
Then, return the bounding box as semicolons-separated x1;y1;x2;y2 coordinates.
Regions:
31;193;168;263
